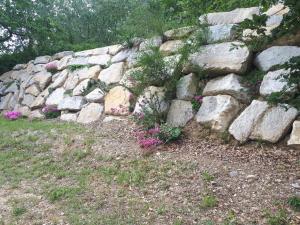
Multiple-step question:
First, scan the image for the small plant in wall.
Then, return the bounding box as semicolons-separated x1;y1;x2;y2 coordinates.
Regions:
45;61;58;74
42;105;61;119
191;95;203;112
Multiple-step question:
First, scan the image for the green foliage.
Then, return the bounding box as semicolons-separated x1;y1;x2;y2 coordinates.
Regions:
68;64;88;72
265;209;289;225
12;206;27;217
158;123;182;143
288;196;300;211
201;195;218;208
201;171;215;182
47;186;80;202
82;79;108;96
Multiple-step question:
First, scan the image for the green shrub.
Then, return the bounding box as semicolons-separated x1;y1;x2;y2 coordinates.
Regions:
288;196;300;211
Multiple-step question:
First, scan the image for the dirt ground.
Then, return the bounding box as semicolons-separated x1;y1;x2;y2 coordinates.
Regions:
0;118;299;225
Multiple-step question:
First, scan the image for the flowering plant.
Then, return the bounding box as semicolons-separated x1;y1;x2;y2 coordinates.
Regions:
191;95;203;111
4;111;22;120
42;105;60;119
45;62;58;73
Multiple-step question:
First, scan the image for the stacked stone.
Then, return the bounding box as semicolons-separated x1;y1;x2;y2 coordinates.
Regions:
0;4;299;147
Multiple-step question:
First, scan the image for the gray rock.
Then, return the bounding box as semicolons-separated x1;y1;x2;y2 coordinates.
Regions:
58;96;86;111
49;70;69;89
259;69;297;96
189;42;251;75
164;26;196;40
33;71;52;90
87;54;111;67
254;46;300;71
250;105;298;143
13;64;27;70
22;94;35;107
108;44;123;56
73;79;90;96
25;84;41;97
52;51;74;60
34;55;52;65
29;110;45;119
139;36;163;51
85;88;105;103
60;113;78;122
46;88;66;106
159;40;184;56
4;82;19;94
63;72;80;91
229;100;269;143
176;73;198;100
199;7;260;25
167;100;194;127
111;48;136;63
57;55;72;71
203;73;250;103
119;67;142;88
98;62;125;85
74;47;109;57
288;121;300;147
68;57;89;66
30;88;50;109
0;93;13;110
196;95;242;132
163;54;182;77
77;103;103;124
207;24;235;43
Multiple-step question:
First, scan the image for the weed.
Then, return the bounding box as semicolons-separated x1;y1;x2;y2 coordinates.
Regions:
265;209;289;225
156;205;167;215
12;206;26;217
287;196;300;211
201;195;218;208
201;171;215;182
47;186;80;202
68;64;88;72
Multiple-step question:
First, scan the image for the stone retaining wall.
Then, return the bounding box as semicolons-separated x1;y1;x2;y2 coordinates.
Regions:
0;4;299;147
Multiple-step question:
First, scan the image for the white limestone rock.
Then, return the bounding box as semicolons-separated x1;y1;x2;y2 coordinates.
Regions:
203;74;250;102
85;88;105;103
49;70;69;89
45;88;66;106
189;42;251;75
134;86;169;115
119;67;142;88
58;96;86;111
98;62;124;85
139;36;163;51
13;64;27;71
68;57;89;66
167;100;194;127
196;95;242;132
108;44;123;56
77;103;103;124
159;40;184;56
30;88;50;109
288;121;300;147
259;69;297;96
207;24;236;43
57;55;73;71
250;105;298;143
0;93;13;110
52;51;74;60
164;26;196;40
176;73;198;100
29;110;45;119
74;47;109;57
199;7;260;25
4;82;18;94
63;72;80;91
33;71;52;90
87;54;111;67
254;46;300;71
22;94;35;107
73;79;90;96
60;113;78;122
111;48;136;63
25;84;41;97
34;56;52;65
229;100;269;143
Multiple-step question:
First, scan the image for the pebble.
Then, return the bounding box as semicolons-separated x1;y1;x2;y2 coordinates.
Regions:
229;171;238;177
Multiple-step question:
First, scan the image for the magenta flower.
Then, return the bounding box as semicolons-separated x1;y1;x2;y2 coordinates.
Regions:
138;137;163;148
42;105;59;114
194;95;203;103
4;111;22;120
45;62;58;72
148;126;160;135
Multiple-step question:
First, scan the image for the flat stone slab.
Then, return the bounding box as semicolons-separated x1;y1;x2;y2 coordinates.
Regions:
196;95;242;132
46;88;66;106
58;96;86;111
85;88;105;103
189;42;251;75
176;73;198;100
98;62;125;85
203;73;250;102
60;113;78;122
254;46;300;71
159;40;184;56
199;7;260;25
77;103;103;124
167;100;194;127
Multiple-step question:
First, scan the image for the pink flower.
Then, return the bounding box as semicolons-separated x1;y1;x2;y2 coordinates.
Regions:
148;126;160;135
45;62;58;72
194;95;203;103
138;137;163;148
4;111;22;120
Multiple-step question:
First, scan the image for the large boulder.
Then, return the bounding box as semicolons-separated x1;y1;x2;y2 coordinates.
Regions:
134;86;169;115
203;73;250;103
259;69;297;96
188;42;251;75
73;79;90;96
45;88;66;106
60;113;78;122
63;72;80;90
98;62;125;85
77;103;103;124
74;65;101;82
0;93;13;110
25;84;41;97
250;105;298;143
196;95;242;132
4;82;18;94
22;94;35;107
288;121;300;147
254;46;300;71
104;86;132;116
159;40;184;56
176;73;198;100
33;71;52;90
49;70;68;89
229;100;269;143
199;7;260;25
34;56;52;65
139;36;163;51
58;96;86;111
30;88;50;109
87;54;111;67
164;26;196;40
85;88;105;103
167;100;194;127
207;24;235;43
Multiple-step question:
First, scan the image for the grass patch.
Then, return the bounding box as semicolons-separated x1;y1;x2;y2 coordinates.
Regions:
288;196;300;212
201;195;218;209
265;209;289;225
12;206;27;217
47;186;81;202
201;171;215;182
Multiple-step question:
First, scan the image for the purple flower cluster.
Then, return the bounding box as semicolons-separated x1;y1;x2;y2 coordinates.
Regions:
42;105;59;113
4;111;22;120
194;95;203;103
138;137;162;148
45;62;58;72
133;125;163;149
110;104;129;115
